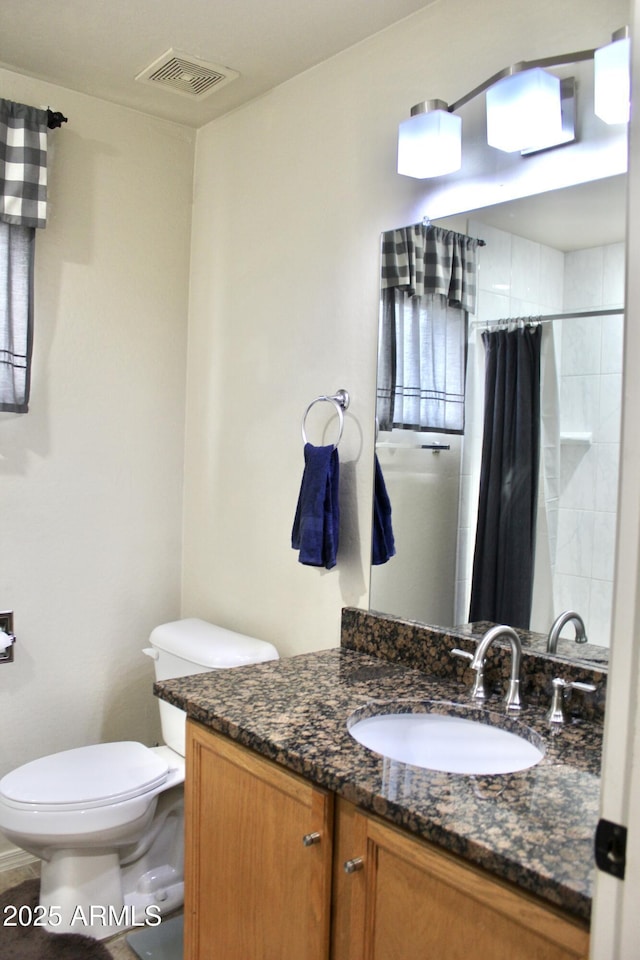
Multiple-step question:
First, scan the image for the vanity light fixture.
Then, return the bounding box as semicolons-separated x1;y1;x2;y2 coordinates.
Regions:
485;67;563;153
594;27;631;125
398;27;630;179
397;100;462;177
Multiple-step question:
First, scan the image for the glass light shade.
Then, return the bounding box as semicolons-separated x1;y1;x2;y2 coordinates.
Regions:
594;36;631;124
486;67;563;153
397;108;462;179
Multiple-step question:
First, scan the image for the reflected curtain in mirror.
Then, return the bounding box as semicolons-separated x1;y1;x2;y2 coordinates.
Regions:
378;224;480;434
469;324;542;629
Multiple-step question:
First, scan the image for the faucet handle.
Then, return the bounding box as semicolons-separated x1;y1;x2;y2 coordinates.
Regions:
570;681;597;693
547;677;597;724
451;647;473;663
451;648;486;701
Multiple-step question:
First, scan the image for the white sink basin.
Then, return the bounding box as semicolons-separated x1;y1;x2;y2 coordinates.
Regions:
348;706;544;775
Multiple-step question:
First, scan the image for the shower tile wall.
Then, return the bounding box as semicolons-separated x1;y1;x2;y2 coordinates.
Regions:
456;221;623;648
556;243;624;648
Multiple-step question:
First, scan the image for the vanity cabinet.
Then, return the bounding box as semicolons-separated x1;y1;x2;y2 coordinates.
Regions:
331;797;589;960
184;721;589;960
184;720;333;960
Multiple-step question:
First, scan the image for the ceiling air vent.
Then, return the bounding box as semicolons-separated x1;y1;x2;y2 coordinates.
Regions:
136;49;239;100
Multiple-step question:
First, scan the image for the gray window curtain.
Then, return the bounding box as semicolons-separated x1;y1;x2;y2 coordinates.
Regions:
377;224;480;434
0;224;35;413
0;99;49;413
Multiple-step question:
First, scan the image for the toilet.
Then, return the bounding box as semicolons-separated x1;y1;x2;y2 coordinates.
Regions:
0;618;278;939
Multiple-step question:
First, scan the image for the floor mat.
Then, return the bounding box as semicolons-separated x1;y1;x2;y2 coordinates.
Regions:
0;878;113;960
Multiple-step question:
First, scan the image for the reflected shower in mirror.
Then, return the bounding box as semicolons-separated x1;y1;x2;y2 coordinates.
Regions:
370;175;626;654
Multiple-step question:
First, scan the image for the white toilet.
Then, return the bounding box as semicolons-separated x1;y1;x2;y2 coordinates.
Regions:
0;618;278;939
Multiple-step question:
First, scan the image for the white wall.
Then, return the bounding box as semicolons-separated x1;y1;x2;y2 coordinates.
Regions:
184;0;629;656
0;71;194;855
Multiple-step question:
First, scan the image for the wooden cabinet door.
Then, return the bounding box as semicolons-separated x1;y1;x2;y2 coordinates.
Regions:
331;799;589;960
184;721;333;960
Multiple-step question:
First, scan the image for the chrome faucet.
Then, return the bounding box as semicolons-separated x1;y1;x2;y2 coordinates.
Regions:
547;611;587;653
470;625;523;713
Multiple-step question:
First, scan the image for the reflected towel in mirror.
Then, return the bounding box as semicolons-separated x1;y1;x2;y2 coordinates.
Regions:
372;454;396;565
291;443;340;569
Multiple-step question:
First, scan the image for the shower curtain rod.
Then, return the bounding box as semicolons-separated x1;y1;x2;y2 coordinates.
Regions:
471;306;624;328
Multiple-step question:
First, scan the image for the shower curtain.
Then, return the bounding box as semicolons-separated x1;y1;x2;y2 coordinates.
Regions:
468;324;542;629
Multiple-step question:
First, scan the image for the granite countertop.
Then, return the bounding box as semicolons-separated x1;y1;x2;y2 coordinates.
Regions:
155;611;602;924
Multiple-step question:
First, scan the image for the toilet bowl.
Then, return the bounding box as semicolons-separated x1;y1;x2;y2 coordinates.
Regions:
0;618;278;939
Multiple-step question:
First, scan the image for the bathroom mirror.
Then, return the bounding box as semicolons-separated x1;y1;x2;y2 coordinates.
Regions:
370;173;627;663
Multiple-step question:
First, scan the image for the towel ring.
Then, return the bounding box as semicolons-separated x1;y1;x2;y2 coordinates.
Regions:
301;389;350;448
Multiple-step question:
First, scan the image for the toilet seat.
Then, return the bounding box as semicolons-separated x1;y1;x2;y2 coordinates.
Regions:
0;742;169;812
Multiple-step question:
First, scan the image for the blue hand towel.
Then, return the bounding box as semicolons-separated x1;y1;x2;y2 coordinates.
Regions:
291;443;340;569
372;453;396;565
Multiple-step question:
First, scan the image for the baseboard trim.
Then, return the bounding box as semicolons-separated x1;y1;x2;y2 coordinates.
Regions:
0;847;38;873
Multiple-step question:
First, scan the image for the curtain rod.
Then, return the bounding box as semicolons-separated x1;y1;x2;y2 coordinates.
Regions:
47;109;67;129
421;217;486;246
471;306;624;328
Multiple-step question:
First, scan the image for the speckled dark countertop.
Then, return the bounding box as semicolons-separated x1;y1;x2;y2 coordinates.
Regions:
154;608;604;924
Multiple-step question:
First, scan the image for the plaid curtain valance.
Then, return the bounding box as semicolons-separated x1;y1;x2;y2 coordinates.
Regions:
380;223;479;314
0;99;49;229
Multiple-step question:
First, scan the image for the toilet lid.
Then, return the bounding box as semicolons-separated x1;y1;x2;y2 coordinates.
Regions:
0;742;170;811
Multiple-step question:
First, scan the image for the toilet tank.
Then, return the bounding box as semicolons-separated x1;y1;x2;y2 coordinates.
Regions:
144;618;279;757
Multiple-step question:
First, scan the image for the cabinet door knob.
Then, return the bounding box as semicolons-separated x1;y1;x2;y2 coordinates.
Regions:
343;857;364;873
302;832;321;846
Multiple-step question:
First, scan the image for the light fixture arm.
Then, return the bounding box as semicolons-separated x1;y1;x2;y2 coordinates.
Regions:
447;47;597;113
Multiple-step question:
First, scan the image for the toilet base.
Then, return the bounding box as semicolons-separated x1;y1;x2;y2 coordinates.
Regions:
39;849;126;938
124;866;184;932
38;855;185;940
38;785;185;940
